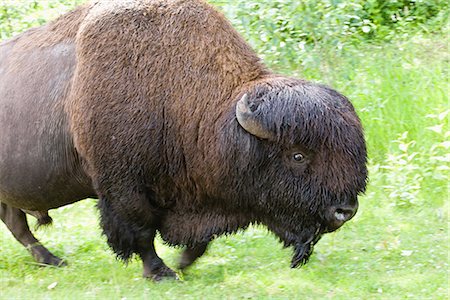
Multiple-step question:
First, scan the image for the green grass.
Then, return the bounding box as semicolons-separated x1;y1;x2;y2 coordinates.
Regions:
0;2;449;299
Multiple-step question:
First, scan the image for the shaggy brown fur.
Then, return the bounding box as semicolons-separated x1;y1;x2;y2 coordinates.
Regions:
0;0;367;280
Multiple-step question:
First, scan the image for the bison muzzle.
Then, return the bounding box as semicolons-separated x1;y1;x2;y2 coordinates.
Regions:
0;0;367;280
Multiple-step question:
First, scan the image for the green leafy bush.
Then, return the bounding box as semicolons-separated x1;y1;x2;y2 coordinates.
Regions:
211;0;448;67
0;0;84;40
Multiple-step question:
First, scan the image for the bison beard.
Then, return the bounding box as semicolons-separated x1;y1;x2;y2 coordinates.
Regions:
291;228;322;268
267;221;323;268
0;0;368;281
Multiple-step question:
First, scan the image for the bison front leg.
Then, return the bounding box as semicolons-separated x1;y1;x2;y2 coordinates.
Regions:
179;242;209;270
139;231;178;281
0;202;65;266
97;196;177;281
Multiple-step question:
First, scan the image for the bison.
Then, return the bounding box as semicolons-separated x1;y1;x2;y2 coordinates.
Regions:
0;0;367;280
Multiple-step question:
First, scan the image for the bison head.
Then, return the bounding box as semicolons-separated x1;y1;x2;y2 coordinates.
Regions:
218;76;367;267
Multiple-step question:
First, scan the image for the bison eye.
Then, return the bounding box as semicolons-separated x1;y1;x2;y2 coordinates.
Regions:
293;153;305;162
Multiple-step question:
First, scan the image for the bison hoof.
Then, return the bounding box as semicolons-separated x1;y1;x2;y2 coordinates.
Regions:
144;266;178;282
29;245;67;267
37;254;67;267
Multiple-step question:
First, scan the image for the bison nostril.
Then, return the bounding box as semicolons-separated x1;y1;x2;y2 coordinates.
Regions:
334;209;347;221
333;206;356;222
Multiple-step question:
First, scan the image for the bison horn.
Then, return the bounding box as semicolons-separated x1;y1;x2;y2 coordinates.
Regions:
236;93;274;140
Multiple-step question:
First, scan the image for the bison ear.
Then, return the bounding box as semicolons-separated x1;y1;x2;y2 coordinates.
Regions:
236;94;274;140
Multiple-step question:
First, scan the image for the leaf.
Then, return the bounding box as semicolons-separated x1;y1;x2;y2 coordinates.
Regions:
362;26;371;33
401;250;413;257
441;141;450;149
47;282;58;290
438;110;449;121
427;124;443;134
398;143;408;152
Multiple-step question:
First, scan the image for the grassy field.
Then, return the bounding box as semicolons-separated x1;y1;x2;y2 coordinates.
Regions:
0;1;449;299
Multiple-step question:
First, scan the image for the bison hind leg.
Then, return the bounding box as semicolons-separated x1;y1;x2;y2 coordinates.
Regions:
0;203;66;266
22;209;53;229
